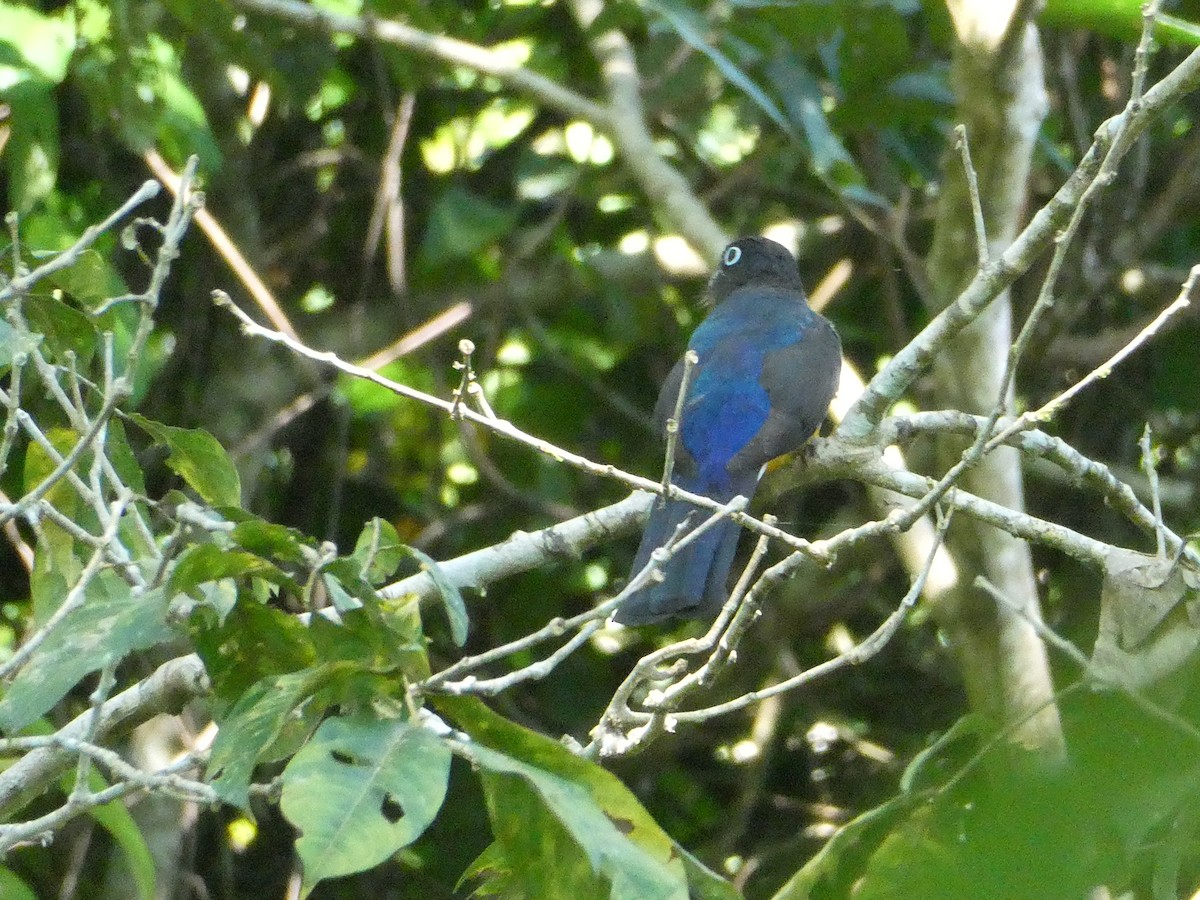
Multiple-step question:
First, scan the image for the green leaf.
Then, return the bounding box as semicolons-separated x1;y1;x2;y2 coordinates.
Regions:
402;545;468;647
22;425;101;619
0;4;74;212
0;581;174;734
0;867;38;900
764;55;866;190
352;517;406;585
422;186;516;262
128;414;242;506
47;248;128;310
3;81;61;213
207;665;335;808
679;845;743;900
281;714;451;896
459;841;523;898
438;696;691;900
768;791;921;900
230;517;319;566
319;557;379;611
22;291;97;369
168;544;301;599
0;4;75;85
312;604;430;685
105;418;148;498
645;0;793;136
480;771;608;900
143;34;221;170
89;797;157;900
322;572;362;613
191;600;319;713
1042;0;1200;46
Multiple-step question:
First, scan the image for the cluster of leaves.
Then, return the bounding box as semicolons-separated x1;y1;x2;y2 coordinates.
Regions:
0;184;737;900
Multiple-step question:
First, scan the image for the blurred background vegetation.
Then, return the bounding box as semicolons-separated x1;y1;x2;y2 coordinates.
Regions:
4;0;1200;897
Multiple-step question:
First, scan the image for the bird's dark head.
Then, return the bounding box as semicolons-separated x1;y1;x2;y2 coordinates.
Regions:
707;236;805;305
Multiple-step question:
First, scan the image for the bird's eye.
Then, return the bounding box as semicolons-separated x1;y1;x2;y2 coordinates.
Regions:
723;246;742;266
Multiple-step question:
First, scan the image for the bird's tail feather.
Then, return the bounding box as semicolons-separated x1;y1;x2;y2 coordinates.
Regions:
616;474;757;625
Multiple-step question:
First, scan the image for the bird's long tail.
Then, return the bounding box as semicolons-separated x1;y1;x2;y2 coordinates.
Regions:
615;472;758;625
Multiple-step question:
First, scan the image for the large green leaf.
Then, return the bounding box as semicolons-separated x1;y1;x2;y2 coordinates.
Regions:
168;543;302;599
765;55;864;188
128;415;242;507
1042;0;1200;45
3;80;61;213
0;4;75;85
207;665;336;808
438;696;692;900
281;714;451;896
191;598;318;705
0;581;174;734
0;867;38;900
422;186;516;262
89;793;157;900
143;33;221;169
229;515;320;567
400;544;468;647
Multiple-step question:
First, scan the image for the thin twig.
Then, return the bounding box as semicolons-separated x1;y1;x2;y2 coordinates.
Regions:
996;3;1163;418
661;350;698;499
0;501;127;681
232;301;472;456
1139;424;1167;560
362;92;416;296
143;148;301;342
844;28;1200;437
954;124;989;265
987;264;1196;450
421;495;749;695
0;182;161;304
215;290;829;560
234;0;609;125
665;504;953;725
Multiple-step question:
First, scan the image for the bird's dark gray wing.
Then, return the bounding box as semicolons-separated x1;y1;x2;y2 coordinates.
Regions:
727;316;841;475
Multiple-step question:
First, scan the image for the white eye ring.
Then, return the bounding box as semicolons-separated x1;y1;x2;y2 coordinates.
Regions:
723;246;742;266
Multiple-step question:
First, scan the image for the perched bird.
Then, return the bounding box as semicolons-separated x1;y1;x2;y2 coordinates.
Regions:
615;236;842;625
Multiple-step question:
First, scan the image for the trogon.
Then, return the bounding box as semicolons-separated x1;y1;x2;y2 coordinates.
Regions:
615;236;842;625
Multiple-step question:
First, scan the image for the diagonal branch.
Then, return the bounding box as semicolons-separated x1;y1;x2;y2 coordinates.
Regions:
232;0;610;125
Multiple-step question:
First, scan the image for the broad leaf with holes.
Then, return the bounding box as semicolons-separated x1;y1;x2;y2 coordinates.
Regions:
280;714;451;897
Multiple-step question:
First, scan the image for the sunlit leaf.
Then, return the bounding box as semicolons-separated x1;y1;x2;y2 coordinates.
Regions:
3;81;60;213
0;582;173;734
281;714;451;895
646;0;793;136
438;696;692;900
0;4;75;85
422;186;516;262
208;665;336;808
400;545;468;646
129;415;242;507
